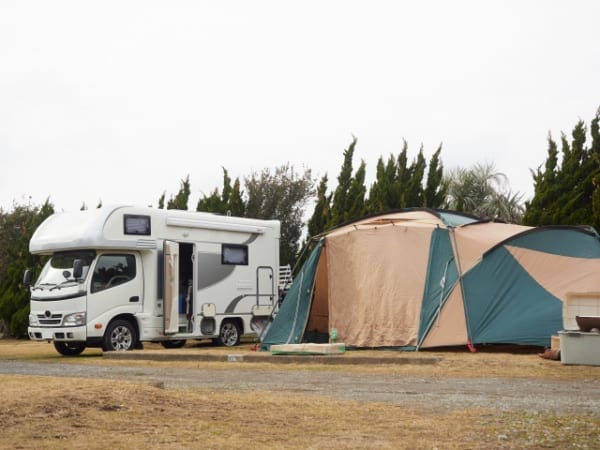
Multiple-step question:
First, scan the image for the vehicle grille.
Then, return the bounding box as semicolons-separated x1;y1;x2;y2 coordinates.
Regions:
37;313;62;326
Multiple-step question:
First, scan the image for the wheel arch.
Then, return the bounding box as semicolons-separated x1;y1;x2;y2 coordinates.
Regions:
105;313;140;343
223;316;244;334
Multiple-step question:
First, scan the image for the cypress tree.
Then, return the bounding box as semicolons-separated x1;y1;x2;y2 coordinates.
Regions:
307;174;331;238
196;168;235;214
395;141;410;207
196;188;223;213
167;175;191;210
524;109;600;228
226;178;245;216
221;168;232;208
328;137;358;228
366;141;446;213
346;160;367;219
366;157;386;214
423;145;446;208
524;134;559;225
157;192;166;209
367;154;398;213
591;110;600;229
405;147;426;207
563;122;593;224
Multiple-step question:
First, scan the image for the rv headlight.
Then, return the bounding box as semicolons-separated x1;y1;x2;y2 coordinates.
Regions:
29;314;39;327
62;312;86;327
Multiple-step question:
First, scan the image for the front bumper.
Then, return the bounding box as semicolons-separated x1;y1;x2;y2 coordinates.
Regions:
28;326;87;342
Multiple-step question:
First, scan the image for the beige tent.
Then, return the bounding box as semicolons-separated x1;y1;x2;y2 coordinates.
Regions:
263;209;600;349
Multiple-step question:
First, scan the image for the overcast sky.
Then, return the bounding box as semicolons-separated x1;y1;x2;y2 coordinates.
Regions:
1;1;599;213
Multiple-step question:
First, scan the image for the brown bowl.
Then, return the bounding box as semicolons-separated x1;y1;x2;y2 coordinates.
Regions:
575;315;600;332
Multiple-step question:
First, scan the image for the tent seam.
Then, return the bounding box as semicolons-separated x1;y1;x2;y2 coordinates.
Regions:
449;227;475;349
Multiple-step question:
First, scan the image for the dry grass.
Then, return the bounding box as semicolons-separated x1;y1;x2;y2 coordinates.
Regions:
1;374;599;450
2;339;600;449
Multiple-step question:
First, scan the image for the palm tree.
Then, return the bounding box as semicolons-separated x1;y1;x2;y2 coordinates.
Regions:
444;162;524;223
484;190;525;223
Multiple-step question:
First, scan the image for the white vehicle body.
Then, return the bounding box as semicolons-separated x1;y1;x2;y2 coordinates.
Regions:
26;205;281;354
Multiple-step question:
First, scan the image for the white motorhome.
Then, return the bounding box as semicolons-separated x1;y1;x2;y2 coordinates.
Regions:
25;205;284;355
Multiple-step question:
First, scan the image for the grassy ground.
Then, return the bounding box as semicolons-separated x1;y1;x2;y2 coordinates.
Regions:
1;339;599;449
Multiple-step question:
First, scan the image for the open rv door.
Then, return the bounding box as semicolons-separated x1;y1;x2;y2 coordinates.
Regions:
164;240;180;335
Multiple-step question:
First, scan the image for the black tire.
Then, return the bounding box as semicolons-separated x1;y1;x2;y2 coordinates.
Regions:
160;339;187;349
103;319;137;351
218;320;241;347
54;341;86;356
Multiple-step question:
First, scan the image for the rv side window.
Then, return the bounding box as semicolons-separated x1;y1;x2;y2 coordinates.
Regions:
91;254;136;293
124;214;151;235
222;244;248;265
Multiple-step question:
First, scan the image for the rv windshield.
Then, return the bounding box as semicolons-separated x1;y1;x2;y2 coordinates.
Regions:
34;250;96;290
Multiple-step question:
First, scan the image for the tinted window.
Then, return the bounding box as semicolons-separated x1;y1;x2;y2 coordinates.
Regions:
222;244;248;265
91;254;136;293
124;214;151;235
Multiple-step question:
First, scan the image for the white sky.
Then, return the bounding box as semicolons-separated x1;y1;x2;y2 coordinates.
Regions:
1;1;599;213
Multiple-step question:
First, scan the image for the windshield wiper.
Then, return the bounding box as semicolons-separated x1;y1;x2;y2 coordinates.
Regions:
32;283;56;291
49;280;77;291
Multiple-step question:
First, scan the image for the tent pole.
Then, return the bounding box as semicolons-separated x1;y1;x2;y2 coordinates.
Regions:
436;260;451;327
416;273;457;351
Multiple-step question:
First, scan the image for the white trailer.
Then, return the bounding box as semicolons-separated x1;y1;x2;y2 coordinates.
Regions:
25;205;282;355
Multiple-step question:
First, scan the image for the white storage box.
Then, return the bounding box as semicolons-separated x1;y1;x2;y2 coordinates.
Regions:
563;292;600;330
559;331;600;366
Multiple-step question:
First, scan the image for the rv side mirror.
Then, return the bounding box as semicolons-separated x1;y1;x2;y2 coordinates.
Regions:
73;259;83;279
23;269;33;287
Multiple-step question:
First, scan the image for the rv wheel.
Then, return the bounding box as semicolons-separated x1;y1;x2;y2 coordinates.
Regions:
218;320;241;346
54;341;86;356
103;319;137;351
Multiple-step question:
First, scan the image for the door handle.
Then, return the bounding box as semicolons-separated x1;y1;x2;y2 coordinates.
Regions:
129;296;139;303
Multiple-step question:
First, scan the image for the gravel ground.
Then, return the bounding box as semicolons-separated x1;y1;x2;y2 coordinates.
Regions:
1;359;599;416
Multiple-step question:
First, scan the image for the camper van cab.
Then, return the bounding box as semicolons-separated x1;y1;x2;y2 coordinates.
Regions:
25;205;282;356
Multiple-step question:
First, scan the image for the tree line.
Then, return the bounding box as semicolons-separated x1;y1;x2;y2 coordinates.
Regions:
523;109;600;230
0;200;54;336
1;107;598;337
